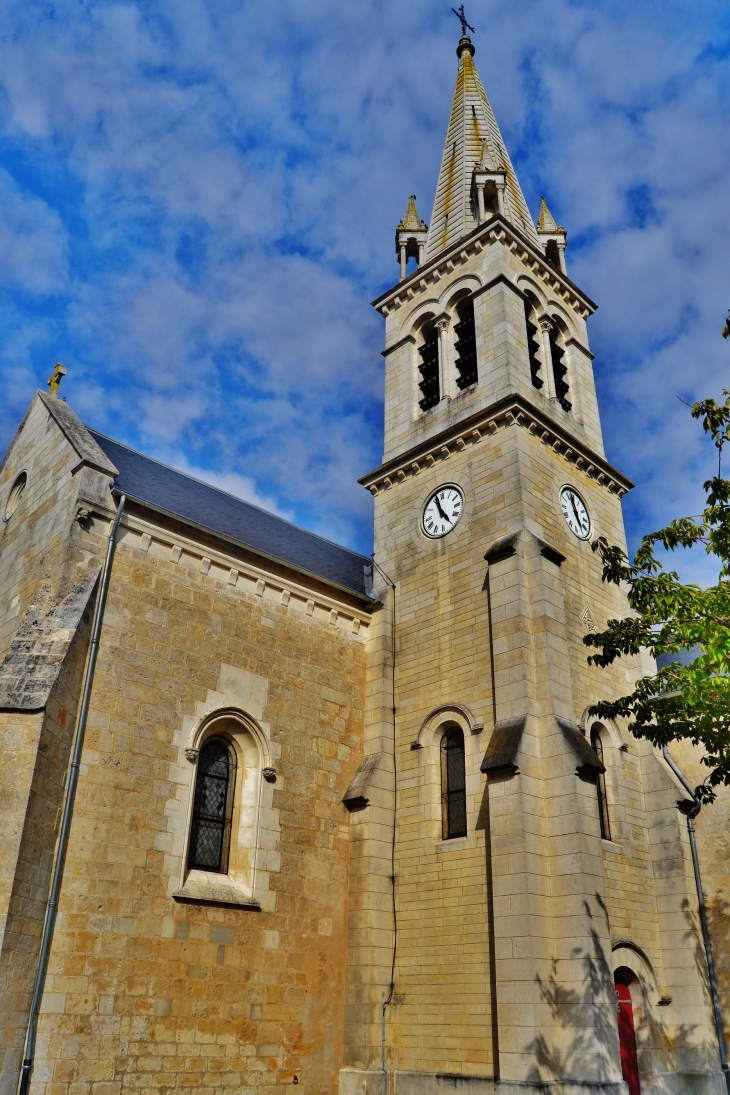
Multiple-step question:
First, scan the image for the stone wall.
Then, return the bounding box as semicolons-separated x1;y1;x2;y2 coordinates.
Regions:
16;510;368;1095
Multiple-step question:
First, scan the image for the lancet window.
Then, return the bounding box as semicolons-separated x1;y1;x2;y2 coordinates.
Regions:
418;320;440;410
524;299;543;390
590;726;611;841
549;322;571;412
453;298;478;390
441;726;467;839
188;737;237;873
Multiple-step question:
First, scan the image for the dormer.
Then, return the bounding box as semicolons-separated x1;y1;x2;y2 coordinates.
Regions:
472;140;506;223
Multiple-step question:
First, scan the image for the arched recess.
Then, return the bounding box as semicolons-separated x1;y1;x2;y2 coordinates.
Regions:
180;708;271;903
412;702;484;750
612;941;667;1091
520;286;544;392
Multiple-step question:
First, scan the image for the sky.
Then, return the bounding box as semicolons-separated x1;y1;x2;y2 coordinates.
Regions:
0;0;728;585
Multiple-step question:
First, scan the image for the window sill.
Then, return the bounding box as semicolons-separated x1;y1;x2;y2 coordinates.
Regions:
601;838;622;855
434;835;470;853
173;871;261;909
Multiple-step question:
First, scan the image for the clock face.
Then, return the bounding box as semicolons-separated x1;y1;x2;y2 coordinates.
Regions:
422;486;463;538
560;486;591;540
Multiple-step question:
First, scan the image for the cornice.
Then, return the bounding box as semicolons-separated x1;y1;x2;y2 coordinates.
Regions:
77;500;374;641
358;393;633;499
371;214;597;320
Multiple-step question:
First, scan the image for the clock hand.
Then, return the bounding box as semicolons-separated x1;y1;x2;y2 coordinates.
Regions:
570;497;581;526
434;496;449;521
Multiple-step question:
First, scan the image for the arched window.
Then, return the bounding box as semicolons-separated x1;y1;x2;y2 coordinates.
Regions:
545;239;561;270
591;725;611;841
549;321;571;412
188;738;237;873
523;298;543;391
418;319;440;411
3;471;27;522
453;298;477;390
441;726;467;839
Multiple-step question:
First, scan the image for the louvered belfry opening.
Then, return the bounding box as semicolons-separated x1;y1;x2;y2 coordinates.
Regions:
188;738;237;872
454;298;478;390
524;299;543;390
418;321;440;410
549;325;571;411
441;726;467;839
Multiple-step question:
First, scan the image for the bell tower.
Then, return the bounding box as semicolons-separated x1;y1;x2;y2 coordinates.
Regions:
341;21;724;1095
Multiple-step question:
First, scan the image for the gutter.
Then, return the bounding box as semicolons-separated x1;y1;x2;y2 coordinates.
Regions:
18;494;126;1095
662;745;730;1095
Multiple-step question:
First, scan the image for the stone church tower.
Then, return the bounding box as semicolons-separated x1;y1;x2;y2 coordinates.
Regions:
340;27;727;1095
0;22;727;1095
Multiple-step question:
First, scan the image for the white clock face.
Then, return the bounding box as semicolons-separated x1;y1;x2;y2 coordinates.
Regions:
422;486;463;538
560;486;590;540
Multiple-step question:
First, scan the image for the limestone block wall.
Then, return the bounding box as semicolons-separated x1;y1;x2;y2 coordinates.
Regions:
0;600;94;1095
0;501;369;1095
344;384;723;1091
0;394;115;663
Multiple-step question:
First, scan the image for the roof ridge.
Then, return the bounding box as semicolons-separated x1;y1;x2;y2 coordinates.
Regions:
87;428;373;564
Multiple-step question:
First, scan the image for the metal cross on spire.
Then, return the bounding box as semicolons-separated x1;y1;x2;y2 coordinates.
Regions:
451;4;475;36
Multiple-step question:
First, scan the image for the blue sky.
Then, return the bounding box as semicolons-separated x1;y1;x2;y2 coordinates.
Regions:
0;0;728;583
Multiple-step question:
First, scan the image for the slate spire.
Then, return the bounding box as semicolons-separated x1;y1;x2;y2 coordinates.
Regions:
425;31;539;262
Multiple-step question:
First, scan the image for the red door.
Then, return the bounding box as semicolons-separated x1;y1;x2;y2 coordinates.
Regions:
615;981;641;1095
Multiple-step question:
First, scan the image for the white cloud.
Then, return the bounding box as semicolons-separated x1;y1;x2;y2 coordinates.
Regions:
0;0;727;571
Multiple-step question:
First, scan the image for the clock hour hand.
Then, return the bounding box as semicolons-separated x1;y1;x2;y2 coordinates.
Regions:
570;497;581;526
434;496;449;521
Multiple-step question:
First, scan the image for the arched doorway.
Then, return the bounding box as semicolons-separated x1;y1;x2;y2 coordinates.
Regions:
615;967;641;1095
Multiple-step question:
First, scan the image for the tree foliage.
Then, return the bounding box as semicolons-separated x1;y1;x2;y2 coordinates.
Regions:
584;390;730;803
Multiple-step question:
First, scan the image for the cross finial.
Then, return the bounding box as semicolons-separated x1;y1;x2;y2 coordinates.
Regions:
451;4;475;36
47;363;67;397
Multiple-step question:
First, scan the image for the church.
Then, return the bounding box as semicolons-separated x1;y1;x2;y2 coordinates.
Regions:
1;22;728;1095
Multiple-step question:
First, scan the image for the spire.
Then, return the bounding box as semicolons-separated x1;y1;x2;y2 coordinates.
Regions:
537;195;558;233
536;195;568;273
398;195;427;233
425;34;539;262
396;196;428;281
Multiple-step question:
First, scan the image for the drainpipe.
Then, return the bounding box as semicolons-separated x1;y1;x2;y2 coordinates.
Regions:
18;494;126;1095
662;745;730;1095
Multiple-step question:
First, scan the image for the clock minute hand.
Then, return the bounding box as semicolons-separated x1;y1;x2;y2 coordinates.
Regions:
570;497;581;526
434;496;449;521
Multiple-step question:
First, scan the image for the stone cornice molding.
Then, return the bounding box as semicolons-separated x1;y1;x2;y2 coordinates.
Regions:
358;393;633;499
381;334;416;358
80;502;372;641
371;214;597;321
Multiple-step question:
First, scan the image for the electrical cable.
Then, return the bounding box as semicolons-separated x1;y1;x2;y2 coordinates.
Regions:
18;494;126;1095
370;558;397;1080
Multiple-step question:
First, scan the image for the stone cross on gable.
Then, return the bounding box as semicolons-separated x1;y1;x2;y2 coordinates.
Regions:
46;363;67;397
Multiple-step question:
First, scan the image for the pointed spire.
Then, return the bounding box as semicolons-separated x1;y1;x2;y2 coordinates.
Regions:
536;195;567;273
537;196;559;233
398;195;427;232
396;196;428;281
425;35;539;262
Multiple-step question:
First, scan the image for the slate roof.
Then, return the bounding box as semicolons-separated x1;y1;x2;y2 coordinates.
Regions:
656;645;702;671
88;431;373;601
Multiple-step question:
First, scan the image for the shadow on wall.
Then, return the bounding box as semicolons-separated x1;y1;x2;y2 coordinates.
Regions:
526;895;618;1083
523;893;716;1084
705;893;730;1052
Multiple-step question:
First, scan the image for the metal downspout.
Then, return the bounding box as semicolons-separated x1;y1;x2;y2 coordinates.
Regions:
662;745;730;1094
18;494;126;1095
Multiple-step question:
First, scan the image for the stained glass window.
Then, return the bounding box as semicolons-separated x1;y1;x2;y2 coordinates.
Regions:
188;738;236;872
